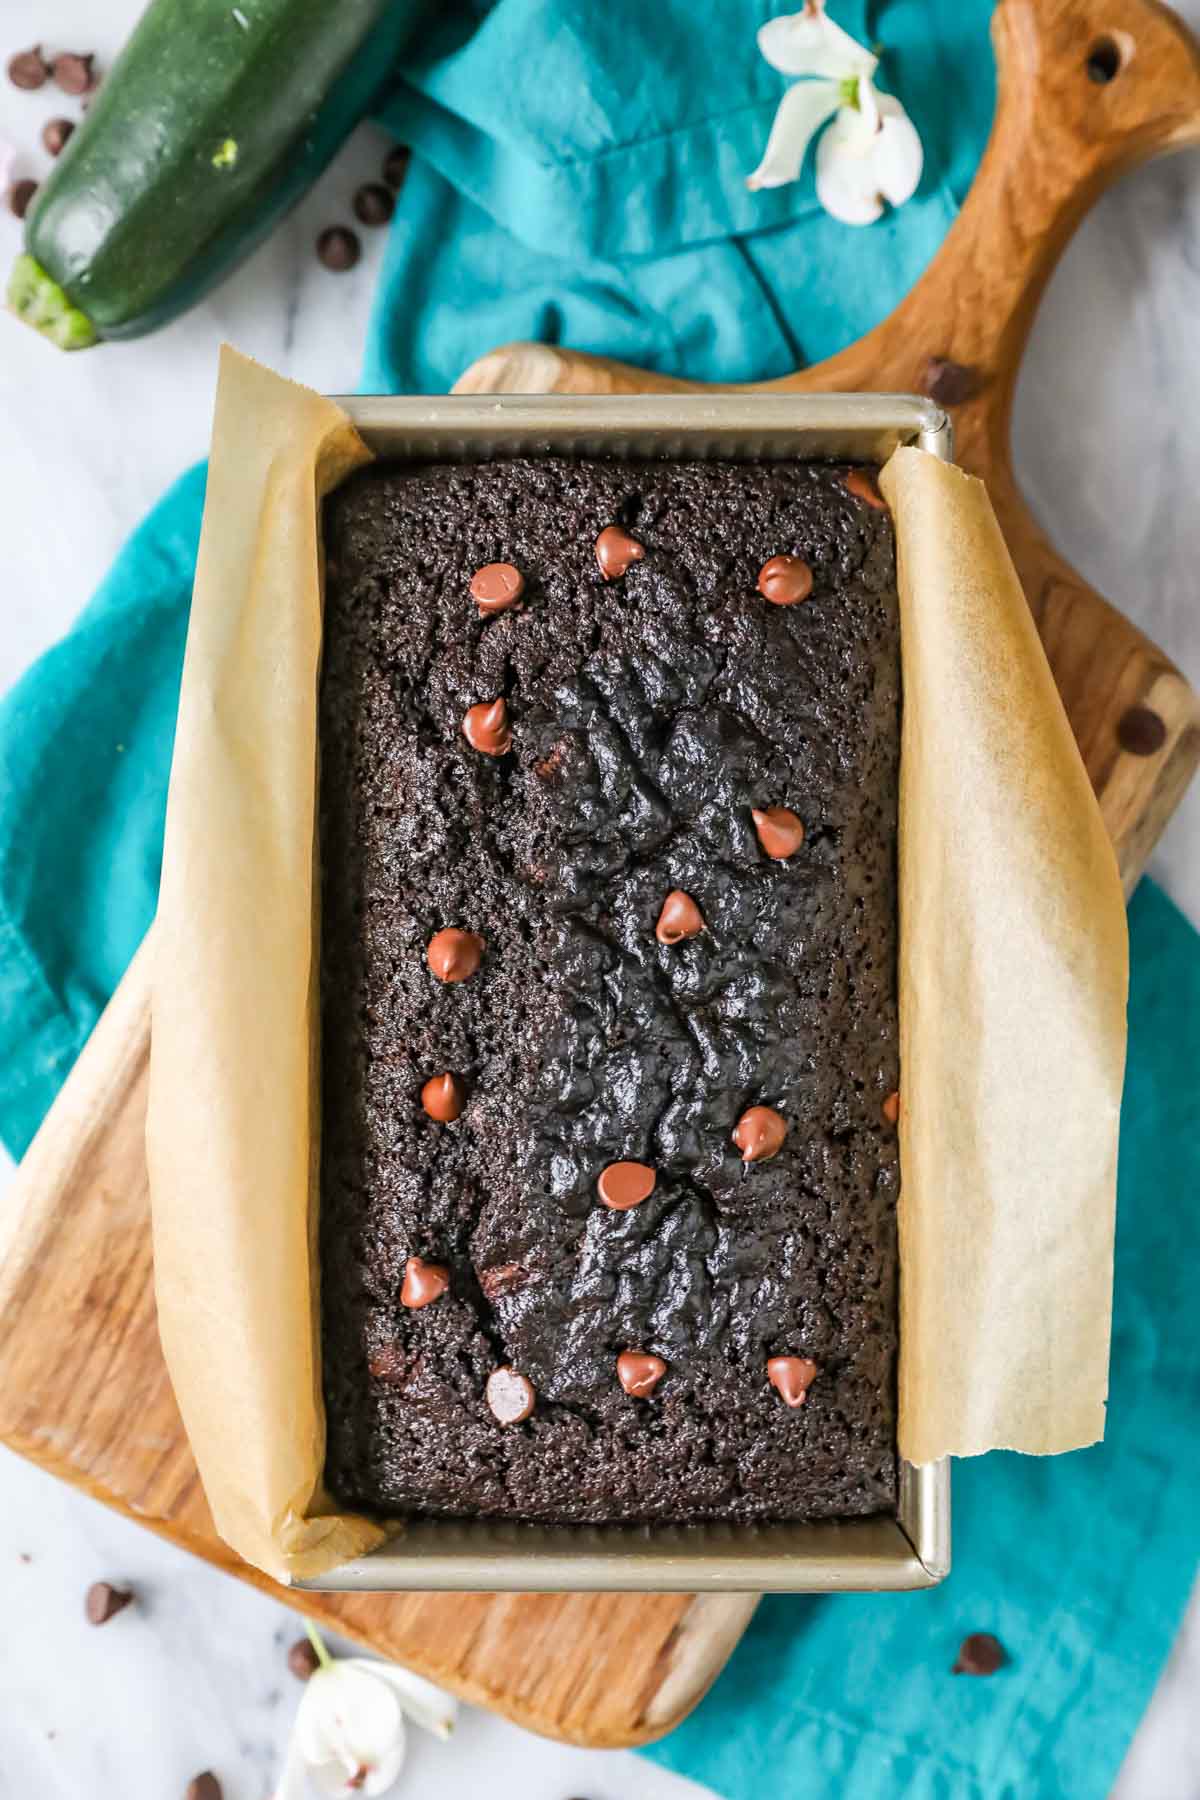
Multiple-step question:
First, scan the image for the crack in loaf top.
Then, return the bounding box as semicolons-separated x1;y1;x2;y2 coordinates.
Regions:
318;454;902;1525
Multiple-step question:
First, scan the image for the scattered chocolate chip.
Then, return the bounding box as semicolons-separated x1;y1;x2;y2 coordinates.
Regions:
353;181;394;227
616;1351;667;1398
844;468;888;511
52;52;96;96
85;1581;133;1625
316;225;361;272
655;890;704;944
766;1356;819;1408
41;117;75;156
757;554;813;607
185;1776;223;1800
426;927;484;983
752;805;805;860
594;525;645;580
1117;704;1167;756
367;1340;408;1383
421;1072;465;1123
401;1255;450;1310
920;356;981;407
882;1089;900;1126
8;179;38;221
462;697;513;756
732;1105;788;1162
287;1636;320;1681
486;1366;536;1425
478;1262;528;1300
597;1161;656;1211
7;46;50;90
383;144;411;190
470;561;525;614
953;1632;1008;1676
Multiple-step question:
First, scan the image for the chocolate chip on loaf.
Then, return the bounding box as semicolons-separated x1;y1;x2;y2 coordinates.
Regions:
655;890;704;944
732;1106;788;1162
401;1256;450;1309
594;525;644;579
766;1356;819;1408
426;928;484;983
486;1367;536;1425
470;561;525;614
752;806;805;859
597;1161;656;1211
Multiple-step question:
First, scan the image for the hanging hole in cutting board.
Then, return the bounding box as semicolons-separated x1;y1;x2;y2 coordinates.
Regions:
1086;33;1133;84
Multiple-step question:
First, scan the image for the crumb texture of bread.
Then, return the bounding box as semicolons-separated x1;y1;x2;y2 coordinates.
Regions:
319;456;900;1524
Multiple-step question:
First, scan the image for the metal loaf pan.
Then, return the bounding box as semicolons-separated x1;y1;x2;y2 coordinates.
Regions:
303;392;952;1594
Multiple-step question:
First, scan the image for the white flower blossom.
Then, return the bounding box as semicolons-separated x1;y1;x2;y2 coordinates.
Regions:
747;0;923;226
275;1627;458;1798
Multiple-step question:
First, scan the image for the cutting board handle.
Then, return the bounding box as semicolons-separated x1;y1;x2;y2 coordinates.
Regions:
456;0;1200;887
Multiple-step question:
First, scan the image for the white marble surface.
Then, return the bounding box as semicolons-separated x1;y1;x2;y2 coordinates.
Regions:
1;0;1199;1794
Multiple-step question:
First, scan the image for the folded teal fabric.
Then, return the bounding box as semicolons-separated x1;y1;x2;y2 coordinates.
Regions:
0;5;1194;1798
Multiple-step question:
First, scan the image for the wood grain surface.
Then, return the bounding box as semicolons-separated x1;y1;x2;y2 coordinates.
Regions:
1;0;1197;1752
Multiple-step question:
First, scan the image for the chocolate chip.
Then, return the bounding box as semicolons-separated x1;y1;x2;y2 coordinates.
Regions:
752;805;805;860
421;1072;465;1122
426;928;484;983
368;1341;408;1383
287;1637;320;1681
952;1632;1007;1676
383;144;411;190
757;554;813;607
42;117;75;156
8;179;38;221
616;1351;667;1398
7;47;49;90
921;356;981;407
353;182;395;227
655;890;704;944
882;1089;900;1126
732;1105;788;1162
478;1262;528;1301
766;1356;819;1408
316;225;361;272
52;52;96;96
597;1161;656;1211
486;1367;536;1425
844;468;888;511
401;1255;450;1310
594;525;645;580
470;561;525;614
1117;705;1167;756
462;697;513;756
85;1581;133;1625
185;1776;222;1800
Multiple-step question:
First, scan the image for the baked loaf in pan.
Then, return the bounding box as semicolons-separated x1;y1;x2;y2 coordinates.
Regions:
318;454;901;1523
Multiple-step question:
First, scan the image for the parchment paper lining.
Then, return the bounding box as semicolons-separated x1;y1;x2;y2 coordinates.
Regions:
147;351;1127;1582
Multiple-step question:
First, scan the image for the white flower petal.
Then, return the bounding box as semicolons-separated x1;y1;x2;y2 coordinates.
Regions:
347;1659;459;1742
297;1665;406;1770
0;140;16;194
815;90;923;224
757;7;877;79
363;1742;408;1796
274;1725;315;1800
747;78;841;191
871;95;924;206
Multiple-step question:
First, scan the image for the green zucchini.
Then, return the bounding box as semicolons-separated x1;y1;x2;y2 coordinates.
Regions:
7;0;414;348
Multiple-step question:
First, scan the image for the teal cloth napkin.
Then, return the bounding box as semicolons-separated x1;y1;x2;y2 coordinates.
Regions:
0;5;1194;1797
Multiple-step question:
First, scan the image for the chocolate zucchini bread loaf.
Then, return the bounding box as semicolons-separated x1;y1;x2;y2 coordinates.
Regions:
318;455;902;1524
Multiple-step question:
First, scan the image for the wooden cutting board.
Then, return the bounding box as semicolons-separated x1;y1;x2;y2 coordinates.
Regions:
1;0;1198;1753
